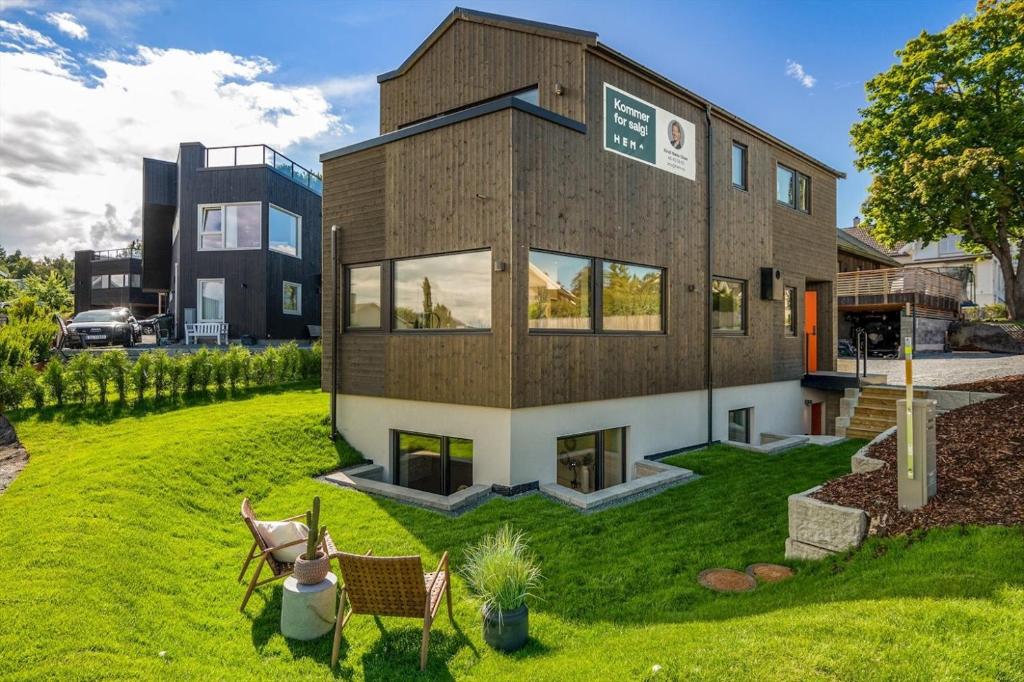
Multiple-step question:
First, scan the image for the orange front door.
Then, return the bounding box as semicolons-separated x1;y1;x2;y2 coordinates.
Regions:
804;290;818;373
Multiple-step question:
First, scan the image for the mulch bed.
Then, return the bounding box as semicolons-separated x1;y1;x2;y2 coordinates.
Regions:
812;381;1024;536
0;416;28;496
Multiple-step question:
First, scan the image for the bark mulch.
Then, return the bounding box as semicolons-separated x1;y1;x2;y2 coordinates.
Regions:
812;382;1024;536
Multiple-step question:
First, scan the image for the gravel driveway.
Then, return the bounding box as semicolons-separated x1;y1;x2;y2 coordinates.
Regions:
837;352;1024;387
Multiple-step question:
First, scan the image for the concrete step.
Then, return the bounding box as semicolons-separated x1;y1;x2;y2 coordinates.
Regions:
849;414;897;431
846;426;886;440
854;405;897;420
860;386;930;399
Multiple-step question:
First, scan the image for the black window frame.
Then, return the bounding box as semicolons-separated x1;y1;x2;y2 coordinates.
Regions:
556;426;627;492
343;261;386;332
776;163;811;213
731;142;748;191
784;285;798;337
390;247;493;335
728;408;752;444
528;248;667;336
711;276;748;336
391;429;473;497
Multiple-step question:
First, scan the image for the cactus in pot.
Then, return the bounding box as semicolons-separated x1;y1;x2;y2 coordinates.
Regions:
293;496;330;585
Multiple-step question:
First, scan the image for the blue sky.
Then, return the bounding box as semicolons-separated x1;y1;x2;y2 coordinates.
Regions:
0;0;977;256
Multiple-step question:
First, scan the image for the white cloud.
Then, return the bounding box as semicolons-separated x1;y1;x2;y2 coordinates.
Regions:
45;11;88;39
0;22;349;258
785;59;816;89
0;0;42;11
0;18;57;49
318;74;377;99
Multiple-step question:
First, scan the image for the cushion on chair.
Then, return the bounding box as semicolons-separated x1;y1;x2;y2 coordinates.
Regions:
255;520;309;563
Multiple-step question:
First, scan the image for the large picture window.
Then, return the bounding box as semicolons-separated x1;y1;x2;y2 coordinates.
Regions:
269;204;301;257
393;431;473;496
556;427;627;493
346;264;382;329
712;278;746;334
602;261;664;332
776;164;810;212
198;203;261;250
528;250;592;330
784;286;797;336
393;250;491;330
197;278;225;322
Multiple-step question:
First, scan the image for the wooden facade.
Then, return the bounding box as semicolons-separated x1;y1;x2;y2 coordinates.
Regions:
322;10;843;410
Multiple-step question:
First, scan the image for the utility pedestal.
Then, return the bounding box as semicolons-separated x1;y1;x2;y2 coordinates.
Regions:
281;573;337;641
896;398;937;511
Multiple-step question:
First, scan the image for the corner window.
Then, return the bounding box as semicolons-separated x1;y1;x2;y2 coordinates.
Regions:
602;261;664;332
198;203;261;250
528;250;592;331
731;142;748;190
108;274;126;288
197;278;225;322
393;431;473;496
345;264;382;329
91;275;108;289
393;250;491;330
283;281;301;316
784;286;797;336
728;408;751;443
270;204;301;257
712;278;746;334
777;164;810;212
556;427;626;493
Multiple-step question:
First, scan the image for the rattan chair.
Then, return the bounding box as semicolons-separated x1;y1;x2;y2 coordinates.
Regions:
331;550;452;671
238;497;338;612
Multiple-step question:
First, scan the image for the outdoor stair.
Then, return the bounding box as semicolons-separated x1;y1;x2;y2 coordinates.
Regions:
845;385;930;439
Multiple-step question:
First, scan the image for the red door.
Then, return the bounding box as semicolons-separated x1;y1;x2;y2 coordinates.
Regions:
804;290;818;373
810;402;823;435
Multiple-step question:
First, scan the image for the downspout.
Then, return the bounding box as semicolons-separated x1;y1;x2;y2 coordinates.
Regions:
705;105;714;445
330;224;339;441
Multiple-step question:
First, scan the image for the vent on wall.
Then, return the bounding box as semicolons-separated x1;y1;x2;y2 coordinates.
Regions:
761;267;783;301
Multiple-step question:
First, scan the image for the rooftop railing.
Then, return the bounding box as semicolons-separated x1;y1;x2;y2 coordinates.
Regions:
204;144;323;195
91;246;142;261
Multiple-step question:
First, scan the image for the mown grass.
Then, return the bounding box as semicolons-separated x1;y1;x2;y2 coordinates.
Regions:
0;388;1021;681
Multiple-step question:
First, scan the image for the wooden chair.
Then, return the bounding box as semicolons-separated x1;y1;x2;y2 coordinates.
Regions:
238;497;337;612
331;550;452;671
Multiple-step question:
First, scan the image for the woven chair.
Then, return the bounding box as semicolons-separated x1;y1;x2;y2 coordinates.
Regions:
331;550;452;671
238;497;338;612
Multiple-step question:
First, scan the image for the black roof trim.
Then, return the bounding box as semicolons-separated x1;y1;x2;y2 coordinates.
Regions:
320;97;586;162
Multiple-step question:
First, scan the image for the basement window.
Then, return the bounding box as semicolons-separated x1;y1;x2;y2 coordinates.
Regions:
728;408;751;444
556;427;626;493
393;431;473;496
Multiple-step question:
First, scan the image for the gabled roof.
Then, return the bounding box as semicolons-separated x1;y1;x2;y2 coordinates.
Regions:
837;228;900;266
374;7;845;180
839;226;909;257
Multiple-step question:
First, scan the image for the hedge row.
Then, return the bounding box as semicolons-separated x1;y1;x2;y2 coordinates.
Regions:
0;342;321;412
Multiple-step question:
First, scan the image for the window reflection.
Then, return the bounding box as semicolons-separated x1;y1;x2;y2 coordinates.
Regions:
602;261;663;332
393;251;491;330
347;265;381;328
712;278;745;333
528;251;591;330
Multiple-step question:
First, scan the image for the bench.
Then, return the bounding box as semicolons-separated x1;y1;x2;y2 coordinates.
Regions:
185;322;229;345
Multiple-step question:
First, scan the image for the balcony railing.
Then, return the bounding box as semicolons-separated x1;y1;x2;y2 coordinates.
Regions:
837;267;963;303
204;144;323;195
91;246;141;261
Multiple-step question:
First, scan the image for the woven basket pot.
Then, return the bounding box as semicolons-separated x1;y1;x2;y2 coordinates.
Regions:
293;551;330;585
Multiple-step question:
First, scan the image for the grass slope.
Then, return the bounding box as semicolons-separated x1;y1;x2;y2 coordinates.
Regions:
0;389;1021;681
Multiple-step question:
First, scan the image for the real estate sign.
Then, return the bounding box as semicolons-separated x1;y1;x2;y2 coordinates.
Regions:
603;83;696;181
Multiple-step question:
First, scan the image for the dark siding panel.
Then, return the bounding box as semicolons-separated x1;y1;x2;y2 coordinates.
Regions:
141;158;177;291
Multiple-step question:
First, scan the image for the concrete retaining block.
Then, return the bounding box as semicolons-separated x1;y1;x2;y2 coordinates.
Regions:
785;485;868;559
928;389;1003;413
849;425;895;473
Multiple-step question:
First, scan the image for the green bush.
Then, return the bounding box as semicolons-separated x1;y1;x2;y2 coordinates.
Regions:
22;365;45;409
225;346;249;391
132;353;152;404
0;296;60;368
151;351;172;399
168;355;185;397
0;366;22;411
210;351;228;392
42;360;65;406
90;355;112;406
104;350;131;404
66;353;94;404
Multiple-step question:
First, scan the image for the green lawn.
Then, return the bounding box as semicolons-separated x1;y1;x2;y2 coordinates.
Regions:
1;388;1021;681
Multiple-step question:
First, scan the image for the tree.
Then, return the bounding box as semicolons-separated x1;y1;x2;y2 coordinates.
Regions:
22;272;72;314
850;0;1024;318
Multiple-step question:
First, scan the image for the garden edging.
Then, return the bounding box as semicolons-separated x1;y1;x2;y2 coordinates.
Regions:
785;485;869;560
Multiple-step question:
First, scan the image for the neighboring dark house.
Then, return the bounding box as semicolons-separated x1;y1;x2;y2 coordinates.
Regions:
319;9;847;500
73;244;159;317
141;142;323;340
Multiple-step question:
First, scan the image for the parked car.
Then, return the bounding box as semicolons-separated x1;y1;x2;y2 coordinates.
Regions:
139;312;174;339
67;308;140;348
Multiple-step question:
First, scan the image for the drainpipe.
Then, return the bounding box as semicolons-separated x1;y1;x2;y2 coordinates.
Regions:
705;105;714;445
330;224;339;441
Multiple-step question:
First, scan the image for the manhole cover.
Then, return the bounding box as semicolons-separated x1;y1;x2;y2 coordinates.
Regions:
746;563;795;583
698;568;757;593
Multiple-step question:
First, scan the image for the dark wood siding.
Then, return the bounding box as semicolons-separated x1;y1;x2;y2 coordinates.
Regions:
141;158;177;291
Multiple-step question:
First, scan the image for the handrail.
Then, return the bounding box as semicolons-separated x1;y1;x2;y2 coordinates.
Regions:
91;247;141;261
837;266;962;301
204;144;323;195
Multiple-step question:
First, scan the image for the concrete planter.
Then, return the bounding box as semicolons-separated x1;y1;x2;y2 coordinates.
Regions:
785;485;868;560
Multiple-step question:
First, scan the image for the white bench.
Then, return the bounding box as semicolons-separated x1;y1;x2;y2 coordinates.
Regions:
185;322;228;345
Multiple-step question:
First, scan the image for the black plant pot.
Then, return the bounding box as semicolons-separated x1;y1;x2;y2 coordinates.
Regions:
482;604;528;652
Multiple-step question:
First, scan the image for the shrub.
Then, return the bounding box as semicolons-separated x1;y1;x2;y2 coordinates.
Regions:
104;350;131;404
17;364;45;409
189;348;213;393
261;346;280;385
167;355;185;397
210;351;228;392
0;295;60;368
66;353;94;404
278;342;301;382
225;345;249;391
461;525;542;617
42;360;65;406
248;353;267;386
132;353;152;404
151;351;172;399
90;355;112;406
0;366;23;411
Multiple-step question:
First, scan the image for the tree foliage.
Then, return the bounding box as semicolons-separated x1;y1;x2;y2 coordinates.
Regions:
850;0;1024;318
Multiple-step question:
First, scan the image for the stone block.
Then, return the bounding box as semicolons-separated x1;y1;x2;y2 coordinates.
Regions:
785;537;835;561
788;486;868;553
851;452;885;473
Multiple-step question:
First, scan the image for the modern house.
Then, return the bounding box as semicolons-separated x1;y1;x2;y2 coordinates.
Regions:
140;142;323;340
838;224;962;354
72;244;159;317
320;8;846;501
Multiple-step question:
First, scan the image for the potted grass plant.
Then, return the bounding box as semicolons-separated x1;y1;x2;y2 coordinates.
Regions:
293;496;329;585
462;525;542;652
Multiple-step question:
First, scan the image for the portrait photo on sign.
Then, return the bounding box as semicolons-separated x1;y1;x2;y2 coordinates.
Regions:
668;120;684;150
